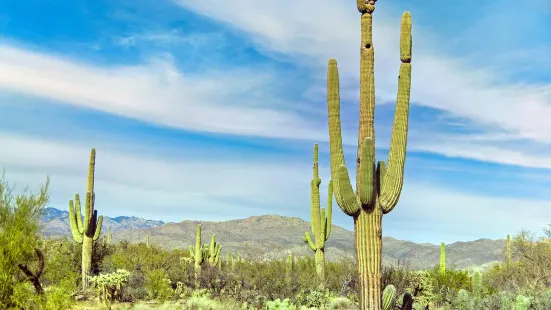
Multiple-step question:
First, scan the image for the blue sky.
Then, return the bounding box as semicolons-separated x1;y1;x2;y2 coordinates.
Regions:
0;0;550;244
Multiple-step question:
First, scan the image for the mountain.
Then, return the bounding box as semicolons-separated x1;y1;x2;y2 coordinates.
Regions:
41;208;507;270
41;207;165;237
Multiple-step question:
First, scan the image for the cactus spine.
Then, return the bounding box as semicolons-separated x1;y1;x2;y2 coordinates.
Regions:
506;234;511;264
303;144;333;286
440;242;446;275
68;148;103;289
326;0;412;308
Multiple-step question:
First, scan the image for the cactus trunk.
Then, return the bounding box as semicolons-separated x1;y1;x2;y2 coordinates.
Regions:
314;249;325;283
82;236;93;288
356;209;383;309
326;1;412;308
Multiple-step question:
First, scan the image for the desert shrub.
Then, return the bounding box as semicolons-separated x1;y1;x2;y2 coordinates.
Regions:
428;265;471;306
0;175;49;309
144;269;173;301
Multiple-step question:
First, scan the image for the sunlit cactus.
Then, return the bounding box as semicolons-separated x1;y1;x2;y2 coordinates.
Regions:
326;0;413;308
303;144;333;286
68;148;104;289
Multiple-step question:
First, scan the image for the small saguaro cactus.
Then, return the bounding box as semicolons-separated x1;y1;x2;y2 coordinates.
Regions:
189;224;203;286
207;234;222;266
472;269;483;298
440;242;446;275
68;148;104;289
285;253;294;284
506;234;511;264
107;226;112;246
303;144;333;286
326;0;413;308
382;284;396;310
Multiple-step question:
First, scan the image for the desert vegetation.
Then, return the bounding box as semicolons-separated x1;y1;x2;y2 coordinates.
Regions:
0;0;550;310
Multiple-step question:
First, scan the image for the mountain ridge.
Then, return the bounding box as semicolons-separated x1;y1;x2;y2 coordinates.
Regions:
40;207;507;270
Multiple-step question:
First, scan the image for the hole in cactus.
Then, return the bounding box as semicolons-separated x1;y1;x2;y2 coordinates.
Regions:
365;43;371;49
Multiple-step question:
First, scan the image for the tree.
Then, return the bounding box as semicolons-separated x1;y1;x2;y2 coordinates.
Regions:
0;172;49;308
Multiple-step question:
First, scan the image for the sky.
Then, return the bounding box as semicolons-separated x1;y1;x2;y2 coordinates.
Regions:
0;0;550;244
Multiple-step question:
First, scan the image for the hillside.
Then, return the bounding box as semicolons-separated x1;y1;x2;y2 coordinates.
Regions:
41;208;507;270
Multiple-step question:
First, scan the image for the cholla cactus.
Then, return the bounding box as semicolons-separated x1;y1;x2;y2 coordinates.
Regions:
89;269;131;306
515;295;530;310
68;148;103;289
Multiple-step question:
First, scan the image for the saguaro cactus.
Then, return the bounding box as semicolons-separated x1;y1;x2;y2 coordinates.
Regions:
440;242;446;275
207;234;222;266
189;224;203;284
326;0;412;308
506;234;511;264
68;148;104;289
107;226;112;246
303;144;333;285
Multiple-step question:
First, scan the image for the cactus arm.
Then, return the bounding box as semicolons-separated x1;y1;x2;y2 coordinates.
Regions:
87;149;95;193
379;12;412;213
68;200;83;243
93;213;103;241
336;165;359;215
209;235;216;257
325;180;333;240
359;138;375;206
303;232;317;251
74;194;84;234
327;59;360;217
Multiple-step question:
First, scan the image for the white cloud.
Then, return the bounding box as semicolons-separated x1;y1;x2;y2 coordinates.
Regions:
175;0;551;165
0;44;323;140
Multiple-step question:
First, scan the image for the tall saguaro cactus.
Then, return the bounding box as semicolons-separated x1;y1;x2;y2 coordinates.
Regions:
68;148;104;289
326;0;412;308
440;242;446;275
303;144;333;286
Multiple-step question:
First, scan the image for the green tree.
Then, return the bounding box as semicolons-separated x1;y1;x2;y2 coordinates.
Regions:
0;173;49;308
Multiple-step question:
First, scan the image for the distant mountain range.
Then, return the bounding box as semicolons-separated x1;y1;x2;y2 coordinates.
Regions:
41;207;507;270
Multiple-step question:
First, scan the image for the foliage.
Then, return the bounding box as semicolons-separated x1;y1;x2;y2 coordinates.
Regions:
0;174;49;309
